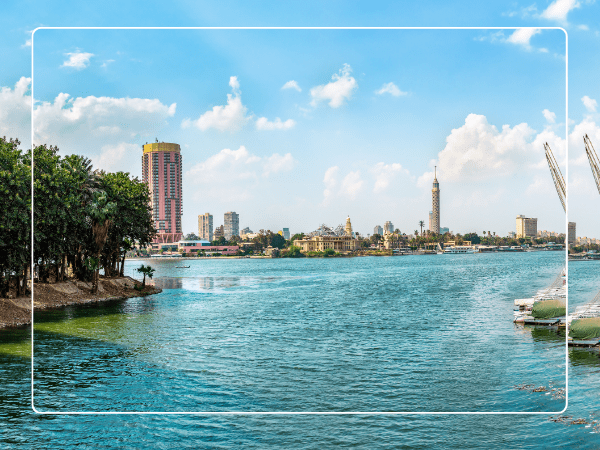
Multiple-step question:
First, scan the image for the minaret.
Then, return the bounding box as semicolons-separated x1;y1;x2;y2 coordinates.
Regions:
432;166;440;234
345;216;353;236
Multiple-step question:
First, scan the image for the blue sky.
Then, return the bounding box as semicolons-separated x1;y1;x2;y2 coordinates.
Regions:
2;1;599;238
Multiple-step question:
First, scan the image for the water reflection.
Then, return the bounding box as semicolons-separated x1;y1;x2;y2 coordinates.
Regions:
150;276;299;292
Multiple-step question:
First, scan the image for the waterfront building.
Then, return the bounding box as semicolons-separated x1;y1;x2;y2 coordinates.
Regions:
293;235;360;253
345;216;353;236
384;221;394;234
283;228;290;240
198;213;213;242
431;166;440;234
568;222;576;246
224;211;239;239
142;141;183;244
214;225;224;240
177;239;239;255
374;225;383;236
508;231;516;238
516;215;538;238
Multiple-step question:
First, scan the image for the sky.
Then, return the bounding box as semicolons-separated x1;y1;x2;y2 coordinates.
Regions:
1;1;599;238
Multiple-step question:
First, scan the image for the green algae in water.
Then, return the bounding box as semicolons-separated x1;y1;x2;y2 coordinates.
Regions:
0;312;156;359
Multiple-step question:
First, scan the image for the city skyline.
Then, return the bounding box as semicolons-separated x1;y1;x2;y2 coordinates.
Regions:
6;25;596;236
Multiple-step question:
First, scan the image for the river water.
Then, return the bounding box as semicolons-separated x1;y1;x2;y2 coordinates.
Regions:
1;252;599;448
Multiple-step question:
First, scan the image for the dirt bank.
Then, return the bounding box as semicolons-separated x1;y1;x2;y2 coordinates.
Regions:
0;276;161;329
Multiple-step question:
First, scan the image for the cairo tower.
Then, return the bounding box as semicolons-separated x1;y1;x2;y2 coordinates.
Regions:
431;166;440;234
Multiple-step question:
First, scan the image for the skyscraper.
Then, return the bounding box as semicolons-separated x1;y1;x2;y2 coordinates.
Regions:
374;225;383;236
431;166;440;234
282;228;290;240
224;212;239;239
142;141;183;243
198;213;213;241
384;221;394;234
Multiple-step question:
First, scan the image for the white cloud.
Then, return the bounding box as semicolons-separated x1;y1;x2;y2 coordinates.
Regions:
29;89;176;176
61;51;94;70
310;64;358;108
506;28;541;50
321;165;364;204
263;153;296;176
543;109;556;123
582;95;598;113
418;114;541;185
375;82;407;97
186;146;296;201
0;77;32;147
341;171;363;199
281;80;302;92
370;162;406;193
183;76;250;132
322;166;339;203
255;117;296;130
188;146;296;183
95;143;140;173
577;24;590;30
101;59;115;68
541;0;580;21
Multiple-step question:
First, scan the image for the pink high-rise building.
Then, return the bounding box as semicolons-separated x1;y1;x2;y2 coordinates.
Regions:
142;141;183;244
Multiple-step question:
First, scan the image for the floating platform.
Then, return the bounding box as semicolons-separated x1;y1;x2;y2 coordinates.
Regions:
568;338;600;347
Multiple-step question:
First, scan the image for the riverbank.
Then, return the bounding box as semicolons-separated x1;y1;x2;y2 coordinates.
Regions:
0;276;161;329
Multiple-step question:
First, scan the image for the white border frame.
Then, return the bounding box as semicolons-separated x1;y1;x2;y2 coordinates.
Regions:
30;26;569;415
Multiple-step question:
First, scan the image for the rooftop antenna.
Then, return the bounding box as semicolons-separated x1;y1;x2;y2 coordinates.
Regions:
434;165;437;178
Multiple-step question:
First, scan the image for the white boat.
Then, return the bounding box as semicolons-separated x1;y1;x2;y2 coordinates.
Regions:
443;246;475;254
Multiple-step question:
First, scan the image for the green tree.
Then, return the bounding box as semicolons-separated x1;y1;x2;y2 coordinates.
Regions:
418;221;425;236
0;138;30;296
136;264;155;288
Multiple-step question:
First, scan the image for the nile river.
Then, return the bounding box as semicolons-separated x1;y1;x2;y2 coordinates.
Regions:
1;252;599;448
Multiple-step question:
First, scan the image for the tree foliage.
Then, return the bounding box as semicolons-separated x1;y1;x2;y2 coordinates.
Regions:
0;138;156;297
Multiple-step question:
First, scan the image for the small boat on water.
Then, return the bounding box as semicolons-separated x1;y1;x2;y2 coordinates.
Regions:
175;266;190;268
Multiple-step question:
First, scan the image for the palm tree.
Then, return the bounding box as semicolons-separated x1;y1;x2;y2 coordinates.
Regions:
419;220;425;236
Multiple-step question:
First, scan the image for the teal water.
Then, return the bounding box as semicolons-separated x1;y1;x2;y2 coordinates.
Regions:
1;252;598;448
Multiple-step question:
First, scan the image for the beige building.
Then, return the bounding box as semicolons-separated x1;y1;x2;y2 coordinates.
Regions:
293;235;360;253
568;222;576;246
516;215;538;238
198;213;213;241
214;225;224;240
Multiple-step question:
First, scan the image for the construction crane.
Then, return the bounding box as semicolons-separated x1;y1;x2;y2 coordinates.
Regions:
544;142;566;212
584;134;600;194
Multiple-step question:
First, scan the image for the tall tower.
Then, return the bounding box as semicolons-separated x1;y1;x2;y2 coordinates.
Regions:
345;216;353;236
223;211;239;239
142;141;183;244
198;213;213;241
431;166;440;234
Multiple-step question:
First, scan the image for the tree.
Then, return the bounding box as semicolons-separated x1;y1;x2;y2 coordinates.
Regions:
323;248;336;257
211;236;227;246
184;232;200;240
463;233;481;245
0;137;30;296
290;233;305;244
136;264;155;288
285;245;304;257
89;190;117;293
419;221;425;236
270;233;286;249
